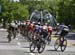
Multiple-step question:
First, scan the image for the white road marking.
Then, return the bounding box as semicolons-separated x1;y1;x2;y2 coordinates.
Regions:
30;53;35;55
16;38;19;40
17;42;21;46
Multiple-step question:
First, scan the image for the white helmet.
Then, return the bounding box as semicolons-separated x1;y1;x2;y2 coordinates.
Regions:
45;23;48;25
11;21;14;23
38;22;40;24
57;23;60;25
32;21;35;24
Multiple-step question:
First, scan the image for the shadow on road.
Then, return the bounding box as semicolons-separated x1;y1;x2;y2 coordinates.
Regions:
24;51;37;53
0;41;8;43
21;46;30;48
47;49;61;52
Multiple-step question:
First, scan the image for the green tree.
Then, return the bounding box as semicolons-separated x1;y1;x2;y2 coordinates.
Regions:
57;0;75;28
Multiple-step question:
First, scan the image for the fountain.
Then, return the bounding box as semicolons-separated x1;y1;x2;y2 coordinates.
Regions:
29;9;57;28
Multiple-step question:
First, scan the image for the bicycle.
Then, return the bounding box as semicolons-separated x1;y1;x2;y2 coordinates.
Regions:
54;36;67;52
7;27;17;42
30;34;46;53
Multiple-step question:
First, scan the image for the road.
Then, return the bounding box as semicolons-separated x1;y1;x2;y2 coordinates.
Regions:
0;29;75;55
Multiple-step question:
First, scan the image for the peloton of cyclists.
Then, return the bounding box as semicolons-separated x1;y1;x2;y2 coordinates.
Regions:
29;21;53;43
7;19;53;43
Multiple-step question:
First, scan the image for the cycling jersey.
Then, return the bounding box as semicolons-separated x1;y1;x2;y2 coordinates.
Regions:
29;23;34;32
39;25;48;38
35;25;40;29
26;21;30;26
48;26;52;33
59;25;69;32
63;26;69;32
10;22;18;28
42;25;47;30
17;22;21;26
59;24;69;36
34;24;40;33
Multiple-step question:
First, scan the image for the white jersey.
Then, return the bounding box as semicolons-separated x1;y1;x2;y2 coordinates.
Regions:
21;22;26;25
10;22;18;28
39;26;42;29
17;22;21;26
42;25;47;30
23;22;26;25
35;25;40;29
63;26;69;31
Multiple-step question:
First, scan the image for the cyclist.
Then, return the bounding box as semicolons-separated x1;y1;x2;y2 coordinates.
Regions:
9;21;18;34
7;21;18;42
28;21;35;40
35;23;48;51
59;23;69;44
17;21;21;33
47;24;52;44
25;20;31;33
34;22;41;40
40;23;48;40
20;21;26;35
47;24;52;35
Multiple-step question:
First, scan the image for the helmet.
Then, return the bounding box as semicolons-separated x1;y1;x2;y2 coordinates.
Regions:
38;22;40;24
57;23;60;26
45;23;48;25
32;21;35;24
11;21;14;23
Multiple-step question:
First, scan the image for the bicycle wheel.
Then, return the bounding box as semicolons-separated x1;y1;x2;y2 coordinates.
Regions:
54;38;60;51
61;39;67;52
30;42;36;53
37;41;46;53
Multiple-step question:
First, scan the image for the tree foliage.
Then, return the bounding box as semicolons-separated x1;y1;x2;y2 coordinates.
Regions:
0;0;75;28
0;0;29;23
57;0;75;28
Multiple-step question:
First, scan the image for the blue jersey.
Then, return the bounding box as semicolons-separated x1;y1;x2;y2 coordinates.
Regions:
59;25;69;32
35;25;40;29
59;25;64;30
34;25;42;33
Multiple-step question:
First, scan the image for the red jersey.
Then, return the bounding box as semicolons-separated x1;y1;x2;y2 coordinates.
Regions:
48;26;52;33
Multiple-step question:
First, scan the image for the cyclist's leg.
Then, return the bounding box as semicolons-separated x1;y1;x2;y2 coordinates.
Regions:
48;31;52;40
7;27;12;42
59;30;66;45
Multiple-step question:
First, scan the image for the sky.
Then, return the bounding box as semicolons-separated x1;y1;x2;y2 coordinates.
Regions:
13;0;19;2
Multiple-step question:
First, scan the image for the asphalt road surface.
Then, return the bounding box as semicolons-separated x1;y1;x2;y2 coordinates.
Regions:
0;29;75;55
